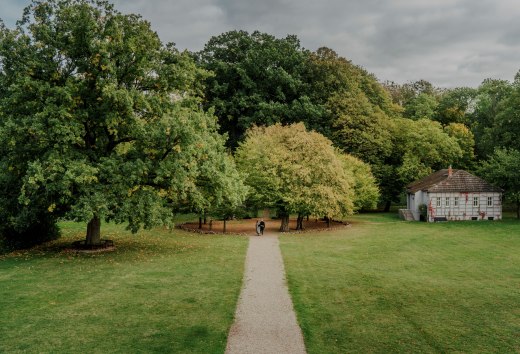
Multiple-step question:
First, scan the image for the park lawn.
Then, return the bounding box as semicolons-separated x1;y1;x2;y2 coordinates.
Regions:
0;222;248;354
281;213;520;353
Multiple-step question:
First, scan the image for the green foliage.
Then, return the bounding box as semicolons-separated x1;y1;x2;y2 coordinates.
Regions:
305;49;401;209
479;148;520;218
197;30;319;148
235;123;355;220
434;87;476;125
305;48;399;133
443;122;476;170
469;78;512;158
328;91;395;165
338;154;379;211
383;79;441;109
488;73;520;151
0;0;241;245
404;92;438;120
395;118;463;183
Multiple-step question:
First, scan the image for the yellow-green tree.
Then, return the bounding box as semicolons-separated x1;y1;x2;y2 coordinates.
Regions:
444;123;476;170
236;123;358;231
338;154;379;211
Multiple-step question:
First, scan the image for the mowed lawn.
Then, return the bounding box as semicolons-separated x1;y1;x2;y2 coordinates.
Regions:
281;213;520;353
0;222;248;353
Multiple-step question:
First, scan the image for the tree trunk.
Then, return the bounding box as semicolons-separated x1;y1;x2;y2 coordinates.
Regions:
85;215;101;245
223;218;227;233
306;215;309;222
325;216;331;228
203;212;207;225
279;214;290;232
199;217;203;229
384;201;391;212
209;219;213;231
296;214;304;230
517;200;520;219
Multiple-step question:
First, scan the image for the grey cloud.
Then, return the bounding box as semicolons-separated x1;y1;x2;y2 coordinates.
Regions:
2;0;520;87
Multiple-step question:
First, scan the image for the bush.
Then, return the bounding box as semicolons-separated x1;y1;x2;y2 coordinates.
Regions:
0;215;60;251
418;204;428;221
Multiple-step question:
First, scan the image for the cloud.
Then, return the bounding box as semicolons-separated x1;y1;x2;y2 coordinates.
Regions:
2;0;519;87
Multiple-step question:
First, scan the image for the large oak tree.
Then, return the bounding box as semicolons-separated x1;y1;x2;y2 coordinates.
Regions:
0;0;243;247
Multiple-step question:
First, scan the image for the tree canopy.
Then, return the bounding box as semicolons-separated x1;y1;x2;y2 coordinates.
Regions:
236;123;378;231
478;148;520;219
0;0;243;247
197;30;320;148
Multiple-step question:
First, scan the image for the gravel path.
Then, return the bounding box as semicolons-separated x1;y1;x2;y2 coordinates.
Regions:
225;233;307;354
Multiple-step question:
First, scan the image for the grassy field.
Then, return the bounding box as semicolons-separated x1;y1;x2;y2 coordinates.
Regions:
281;213;520;353
0;222;248;353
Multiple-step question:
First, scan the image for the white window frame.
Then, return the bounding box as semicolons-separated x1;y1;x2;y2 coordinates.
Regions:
436;197;441;207
473;196;479;206
454;197;459;207
487;196;493;206
445;197;450;207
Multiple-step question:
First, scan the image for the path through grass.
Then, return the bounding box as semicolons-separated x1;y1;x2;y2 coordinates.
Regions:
0;222;248;353
281;214;520;353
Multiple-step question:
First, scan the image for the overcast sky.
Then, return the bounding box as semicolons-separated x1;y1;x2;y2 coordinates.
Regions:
2;0;519;88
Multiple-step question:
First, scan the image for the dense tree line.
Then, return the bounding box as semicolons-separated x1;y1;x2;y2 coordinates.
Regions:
198;29;520;214
2;0;520;249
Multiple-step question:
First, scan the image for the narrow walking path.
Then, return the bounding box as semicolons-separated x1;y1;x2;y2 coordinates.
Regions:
225;233;307;354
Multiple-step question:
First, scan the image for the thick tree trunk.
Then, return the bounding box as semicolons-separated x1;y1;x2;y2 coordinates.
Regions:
279;214;290;232
199;217;203;229
85;216;101;245
384;201;391;212
296;214;304;230
325;216;331;228
306;215;309;222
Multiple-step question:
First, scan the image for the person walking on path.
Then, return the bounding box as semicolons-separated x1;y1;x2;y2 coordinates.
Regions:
255;219;266;236
258;219;265;235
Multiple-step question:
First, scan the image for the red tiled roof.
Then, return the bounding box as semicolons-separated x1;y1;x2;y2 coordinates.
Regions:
407;169;502;193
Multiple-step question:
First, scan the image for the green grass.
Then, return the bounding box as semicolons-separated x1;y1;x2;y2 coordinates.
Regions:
281;213;520;353
0;222;248;353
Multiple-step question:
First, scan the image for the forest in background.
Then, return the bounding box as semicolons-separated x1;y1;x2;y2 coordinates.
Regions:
1;0;519;249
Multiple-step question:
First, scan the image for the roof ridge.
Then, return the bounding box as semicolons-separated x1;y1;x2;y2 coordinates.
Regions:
407;168;502;193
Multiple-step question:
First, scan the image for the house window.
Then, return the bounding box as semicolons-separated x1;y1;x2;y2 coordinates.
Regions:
487;196;492;206
436;198;441;207
473;196;479;206
445;197;450;207
454;197;459;207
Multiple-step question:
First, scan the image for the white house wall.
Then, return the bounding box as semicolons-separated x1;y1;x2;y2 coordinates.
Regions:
408;191;427;220
427;192;502;222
